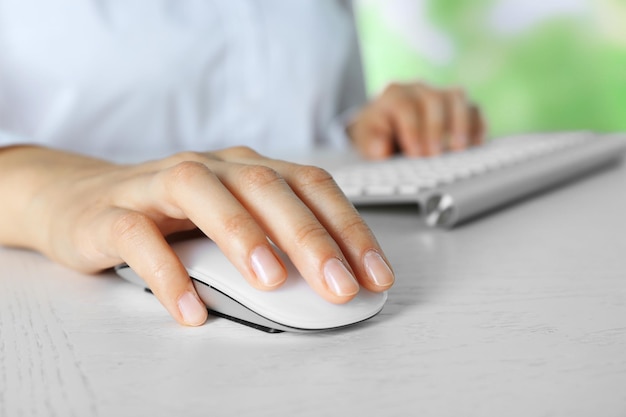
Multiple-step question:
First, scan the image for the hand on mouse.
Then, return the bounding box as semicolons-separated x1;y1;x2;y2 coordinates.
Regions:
0;145;394;326
348;82;487;159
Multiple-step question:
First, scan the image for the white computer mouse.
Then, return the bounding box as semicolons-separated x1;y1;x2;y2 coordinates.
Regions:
115;237;387;333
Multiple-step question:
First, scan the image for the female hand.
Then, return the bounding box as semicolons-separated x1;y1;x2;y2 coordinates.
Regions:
2;146;394;326
348;82;487;159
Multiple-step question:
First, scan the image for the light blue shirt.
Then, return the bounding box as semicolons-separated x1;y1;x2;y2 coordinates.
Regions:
0;0;366;161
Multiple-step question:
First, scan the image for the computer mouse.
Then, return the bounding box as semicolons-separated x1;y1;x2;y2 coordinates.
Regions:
115;237;387;333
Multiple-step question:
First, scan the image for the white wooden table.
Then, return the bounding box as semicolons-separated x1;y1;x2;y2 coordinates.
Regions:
1;158;625;417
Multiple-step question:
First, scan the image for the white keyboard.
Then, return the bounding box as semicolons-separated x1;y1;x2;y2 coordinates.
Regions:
330;131;626;227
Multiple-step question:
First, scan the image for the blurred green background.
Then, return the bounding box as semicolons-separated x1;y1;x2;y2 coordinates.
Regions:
355;0;626;138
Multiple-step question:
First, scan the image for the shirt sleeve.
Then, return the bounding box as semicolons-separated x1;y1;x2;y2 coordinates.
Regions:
0;129;35;148
323;1;368;150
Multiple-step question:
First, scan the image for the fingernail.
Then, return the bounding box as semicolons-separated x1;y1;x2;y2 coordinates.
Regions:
323;258;360;297
178;291;207;326
251;246;285;288
364;250;395;288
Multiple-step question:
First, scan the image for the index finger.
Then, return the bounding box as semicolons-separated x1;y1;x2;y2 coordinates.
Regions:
95;207;208;326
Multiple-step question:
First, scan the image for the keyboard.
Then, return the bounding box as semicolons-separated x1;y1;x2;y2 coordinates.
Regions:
330;131;626;228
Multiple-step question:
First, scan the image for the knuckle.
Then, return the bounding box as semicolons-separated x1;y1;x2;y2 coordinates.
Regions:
160;161;216;204
111;211;152;242
229;146;261;159
220;212;257;238
164;161;212;190
166;151;207;166
293;222;329;249
383;82;404;97
237;165;283;191
448;86;466;100
292;165;334;188
337;216;372;242
447;87;466;106
413;81;429;91
149;259;174;286
393;98;418;116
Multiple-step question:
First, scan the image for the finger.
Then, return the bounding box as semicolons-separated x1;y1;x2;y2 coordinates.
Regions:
446;88;470;151
115;161;289;292
98;207;208;326
388;100;423;157
253;158;395;294
469;103;487;146
347;108;396;160
378;84;424;157
209;159;362;303
214;148;394;292
413;86;445;156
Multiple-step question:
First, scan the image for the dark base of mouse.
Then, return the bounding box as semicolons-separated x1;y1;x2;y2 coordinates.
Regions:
207;310;284;333
143;287;283;333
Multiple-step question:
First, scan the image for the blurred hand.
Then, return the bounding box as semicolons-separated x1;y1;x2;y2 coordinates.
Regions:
2;146;394;326
348;82;487;159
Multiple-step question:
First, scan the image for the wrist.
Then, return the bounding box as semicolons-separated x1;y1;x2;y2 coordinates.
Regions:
0;146;113;252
